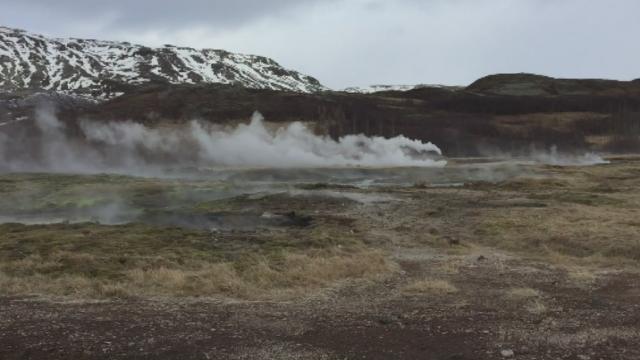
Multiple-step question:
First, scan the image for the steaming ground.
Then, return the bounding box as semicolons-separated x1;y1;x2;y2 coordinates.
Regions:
0;109;445;174
530;145;610;166
0;107;612;228
0;156;605;230
0;107;611;176
0;161;528;228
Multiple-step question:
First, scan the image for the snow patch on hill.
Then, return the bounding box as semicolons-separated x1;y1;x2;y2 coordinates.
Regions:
0;26;326;100
342;84;462;94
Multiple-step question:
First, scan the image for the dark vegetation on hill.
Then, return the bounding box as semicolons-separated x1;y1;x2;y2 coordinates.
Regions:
2;74;640;157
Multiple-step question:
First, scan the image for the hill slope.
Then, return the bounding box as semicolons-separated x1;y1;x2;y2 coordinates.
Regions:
467;73;640;97
0;26;325;99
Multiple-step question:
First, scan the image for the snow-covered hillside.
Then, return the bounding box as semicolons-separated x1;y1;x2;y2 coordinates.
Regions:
343;84;462;94
0;27;326;99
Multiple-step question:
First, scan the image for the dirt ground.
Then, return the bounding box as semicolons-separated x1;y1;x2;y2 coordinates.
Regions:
1;157;640;359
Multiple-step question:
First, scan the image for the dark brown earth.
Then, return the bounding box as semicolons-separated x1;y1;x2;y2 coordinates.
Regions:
2;256;639;360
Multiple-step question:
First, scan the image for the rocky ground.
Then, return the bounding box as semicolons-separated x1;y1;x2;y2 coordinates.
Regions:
1;157;640;359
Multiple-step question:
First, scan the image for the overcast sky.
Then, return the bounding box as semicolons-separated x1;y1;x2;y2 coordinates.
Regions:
1;0;638;89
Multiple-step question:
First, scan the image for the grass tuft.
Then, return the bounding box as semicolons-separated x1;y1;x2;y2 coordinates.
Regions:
402;278;458;295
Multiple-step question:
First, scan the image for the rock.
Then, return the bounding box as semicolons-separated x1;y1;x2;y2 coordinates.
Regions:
445;236;460;246
377;316;394;325
500;349;514;358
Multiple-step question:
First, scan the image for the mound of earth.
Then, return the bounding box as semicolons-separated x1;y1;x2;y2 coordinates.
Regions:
467;73;640;97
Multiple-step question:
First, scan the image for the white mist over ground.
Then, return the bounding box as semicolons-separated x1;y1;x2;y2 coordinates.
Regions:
0;109;446;174
0;107;613;176
531;146;610;166
477;144;611;167
190;112;445;167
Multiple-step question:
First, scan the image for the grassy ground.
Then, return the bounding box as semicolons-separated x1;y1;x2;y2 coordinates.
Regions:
2;158;640;359
466;162;640;263
0;220;391;299
1;159;639;300
0;174;393;299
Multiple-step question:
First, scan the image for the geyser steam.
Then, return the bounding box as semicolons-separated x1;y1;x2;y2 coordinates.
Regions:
190;112;444;167
0;109;446;174
531;145;610;166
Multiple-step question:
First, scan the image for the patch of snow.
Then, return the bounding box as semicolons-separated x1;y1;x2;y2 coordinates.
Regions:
342;84;462;94
0;26;327;100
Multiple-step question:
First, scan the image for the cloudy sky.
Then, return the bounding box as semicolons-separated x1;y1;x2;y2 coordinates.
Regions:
1;0;638;89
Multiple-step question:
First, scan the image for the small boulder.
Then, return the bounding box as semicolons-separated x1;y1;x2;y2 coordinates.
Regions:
500;349;514;358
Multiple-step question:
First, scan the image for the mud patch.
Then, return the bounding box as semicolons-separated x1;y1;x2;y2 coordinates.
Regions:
139;210;313;231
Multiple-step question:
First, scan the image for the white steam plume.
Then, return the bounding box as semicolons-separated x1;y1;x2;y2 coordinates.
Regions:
0;109;446;174
190;112;444;167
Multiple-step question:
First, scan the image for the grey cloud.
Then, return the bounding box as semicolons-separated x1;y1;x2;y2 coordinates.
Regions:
0;0;332;35
1;0;639;89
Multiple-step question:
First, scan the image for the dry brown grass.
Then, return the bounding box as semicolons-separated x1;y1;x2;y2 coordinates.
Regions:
402;278;458;295
0;249;393;300
463;160;640;266
436;258;464;275
474;182;640;264
525;299;548;315
506;287;541;300
565;266;599;287
504;287;547;315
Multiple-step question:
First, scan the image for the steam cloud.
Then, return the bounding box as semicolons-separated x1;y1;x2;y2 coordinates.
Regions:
0;108;446;174
530;145;610;166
